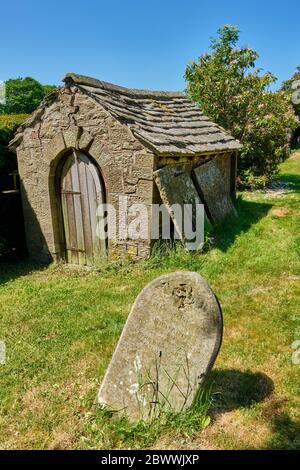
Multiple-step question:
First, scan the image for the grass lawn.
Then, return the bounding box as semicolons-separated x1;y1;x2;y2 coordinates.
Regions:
0;152;300;450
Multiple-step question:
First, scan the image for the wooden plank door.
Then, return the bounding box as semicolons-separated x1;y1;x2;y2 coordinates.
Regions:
60;150;106;265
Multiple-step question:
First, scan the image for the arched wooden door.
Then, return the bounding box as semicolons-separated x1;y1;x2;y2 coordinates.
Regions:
60;150;106;265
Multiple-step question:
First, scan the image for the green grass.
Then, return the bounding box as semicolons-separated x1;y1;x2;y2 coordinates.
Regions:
1;153;300;449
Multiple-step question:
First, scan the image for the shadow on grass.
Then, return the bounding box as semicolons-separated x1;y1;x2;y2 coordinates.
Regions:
0;257;49;287
210;369;274;414
213;198;273;252
266;413;300;450
209;369;300;449
279;173;300;192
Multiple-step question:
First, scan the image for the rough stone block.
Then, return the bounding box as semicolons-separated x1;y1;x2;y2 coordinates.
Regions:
63;126;80;149
44;132;66;164
78;130;94;151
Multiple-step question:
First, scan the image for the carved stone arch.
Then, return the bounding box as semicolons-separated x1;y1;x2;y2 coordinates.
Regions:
46;125;117;263
46;126;97;260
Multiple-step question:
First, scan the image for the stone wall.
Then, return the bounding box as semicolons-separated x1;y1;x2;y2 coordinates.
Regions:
214;153;234;197
15;87;154;263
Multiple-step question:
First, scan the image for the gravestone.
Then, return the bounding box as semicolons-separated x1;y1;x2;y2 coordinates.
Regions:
153;165;210;250
98;271;223;421
193;160;237;223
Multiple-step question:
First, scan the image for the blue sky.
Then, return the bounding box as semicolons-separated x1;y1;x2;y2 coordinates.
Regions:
0;0;299;91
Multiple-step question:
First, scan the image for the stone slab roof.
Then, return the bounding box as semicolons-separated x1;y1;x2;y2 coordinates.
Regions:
10;73;242;156
64;73;242;156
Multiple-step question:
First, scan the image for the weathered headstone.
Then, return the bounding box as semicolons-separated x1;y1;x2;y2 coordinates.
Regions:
193;160;237;223
153;165;211;249
98;272;222;421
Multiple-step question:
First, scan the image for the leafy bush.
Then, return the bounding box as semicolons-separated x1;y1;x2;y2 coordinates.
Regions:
185;25;299;184
238;170;268;190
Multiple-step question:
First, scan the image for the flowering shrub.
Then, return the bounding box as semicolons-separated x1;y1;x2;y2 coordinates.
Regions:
185;25;299;184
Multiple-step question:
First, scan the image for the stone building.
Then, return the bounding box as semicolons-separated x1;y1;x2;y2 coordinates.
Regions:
9;73;241;265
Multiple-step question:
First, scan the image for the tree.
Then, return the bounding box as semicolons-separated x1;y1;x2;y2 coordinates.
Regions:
0;77;56;115
185;25;299;186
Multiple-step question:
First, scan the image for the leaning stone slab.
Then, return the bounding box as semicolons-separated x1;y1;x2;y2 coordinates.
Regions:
98;271;222;421
193;160;237;223
153;165;210;249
